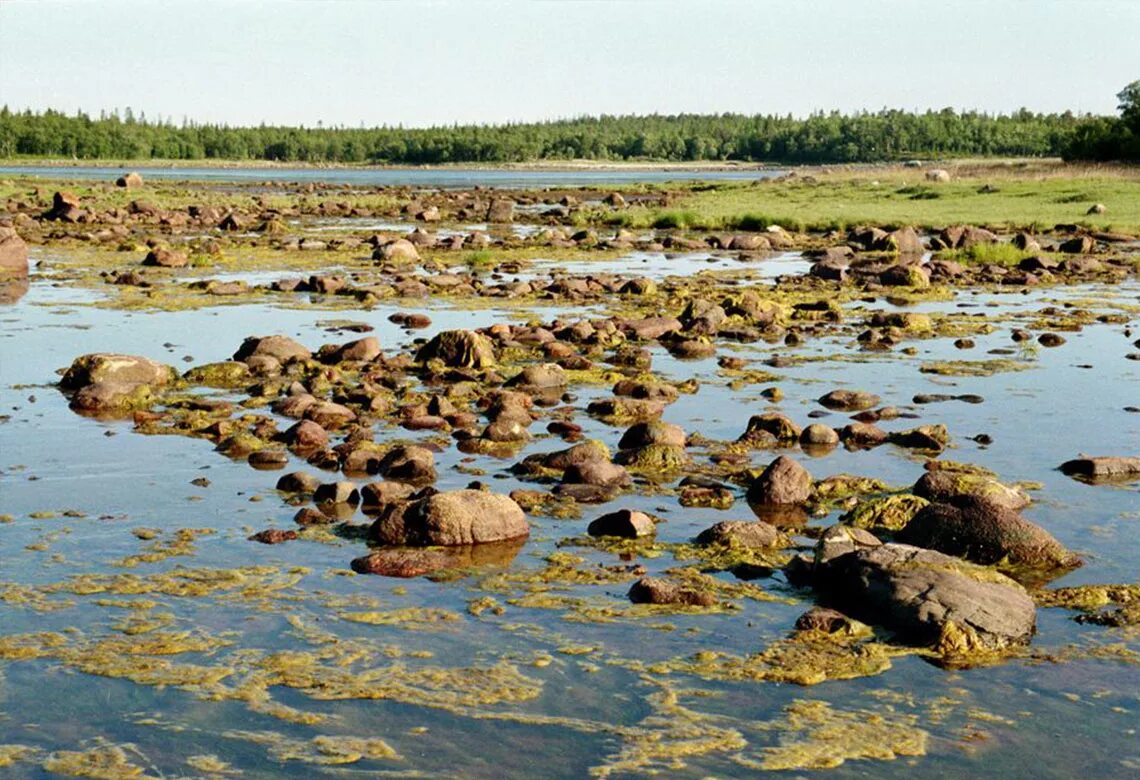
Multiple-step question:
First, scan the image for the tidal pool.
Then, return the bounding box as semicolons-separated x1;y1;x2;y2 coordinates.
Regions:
0;244;1137;778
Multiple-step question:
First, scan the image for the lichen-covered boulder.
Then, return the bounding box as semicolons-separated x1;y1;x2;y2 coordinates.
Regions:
233;335;312;364
369;489;529;546
61;353;178;391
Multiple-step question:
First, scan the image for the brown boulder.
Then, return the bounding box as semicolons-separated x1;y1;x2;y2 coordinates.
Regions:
0;226;29;275
369;490;529;546
747;455;812;505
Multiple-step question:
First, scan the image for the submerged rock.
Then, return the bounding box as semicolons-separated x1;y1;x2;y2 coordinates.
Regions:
695;520;783;549
415;330;496;369
587;508;656;538
1059;456;1140;482
628;576;717;607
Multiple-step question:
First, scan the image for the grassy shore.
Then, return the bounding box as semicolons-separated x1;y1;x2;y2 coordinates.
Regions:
603;163;1140;234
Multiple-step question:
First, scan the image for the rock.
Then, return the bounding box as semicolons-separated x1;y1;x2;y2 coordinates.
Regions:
840;422;888;448
486;198;516;223
888;424;949;451
507;363;566;390
814;524;883;566
369;489;529;546
588;509;656;538
60;353;177;391
282;420;329;452
841;494;929;532
276;472;322;493
303;401;357;430
248;529;297;544
1058;235;1095;254
1037;333;1065;348
818;543;1036;652
183;361;251;388
925;169;951;182
562;460;631;488
913;470;1029;511
313;481;360;505
695;520;782;548
115;172;144;188
351;548;460;577
233;335;311;364
360;480;416;511
326;336;381;363
747;455;812;505
248;449;288;469
800;423;839;448
897;496;1079;570
1059;456;1140;482
141;248;188;268
1086;203;1106;215
818;389;880;411
628;576;716;607
415;330;496;369
373;238;420;263
794;607;863;634
879;264;930;287
0;226;29;275
621;316;682;340
618;421;686;450
879;226;924;254
69;381;155;414
739;413;801;444
377;445;437;484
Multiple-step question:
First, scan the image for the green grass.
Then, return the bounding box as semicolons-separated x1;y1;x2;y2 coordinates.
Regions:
940;243;1036;266
605;164;1140;234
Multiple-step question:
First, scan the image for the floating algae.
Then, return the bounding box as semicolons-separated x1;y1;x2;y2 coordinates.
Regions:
590;681;746;778
112;528;215;568
185;753;240;775
221;730;400;765
919;359;1034;377
673;628;909;686
1035;584;1140;627
339;607;463;630
743;698;928;770
0;744;38;768
42;743;155;779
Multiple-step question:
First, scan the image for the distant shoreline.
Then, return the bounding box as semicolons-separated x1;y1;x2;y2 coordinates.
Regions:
0;158;781;173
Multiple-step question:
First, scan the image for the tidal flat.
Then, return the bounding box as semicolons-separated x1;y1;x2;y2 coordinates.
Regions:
0;164;1138;779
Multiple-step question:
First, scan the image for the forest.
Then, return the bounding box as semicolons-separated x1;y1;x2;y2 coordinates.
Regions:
0;84;1136;164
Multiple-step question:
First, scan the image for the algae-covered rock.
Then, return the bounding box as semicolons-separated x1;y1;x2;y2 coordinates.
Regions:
369;489;529;546
841;494;929;532
183;361;252;388
233;334;312;364
628;576;716;607
588;509;656;538
898;496;1080;571
818;389;880;411
695;520;783;549
1059;455;1140;482
415;330;496;369
913;469;1029;511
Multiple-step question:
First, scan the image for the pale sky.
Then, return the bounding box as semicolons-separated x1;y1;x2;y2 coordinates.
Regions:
1;0;1137;127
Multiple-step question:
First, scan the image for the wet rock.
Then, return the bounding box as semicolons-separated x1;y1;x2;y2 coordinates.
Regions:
898;496;1080;570
416;330;496;369
913;469;1029;511
376;445;437;484
814;524;883;566
817;542;1036;652
233;335;311;365
61;353;177;391
248;529;297;544
248;449;288;469
586;397;665;422
369;489;529;546
618;421;686;449
303;401;357;430
695;520;782;548
324;337;381;363
800;423;839;448
747;455;812;505
373;238;420;263
739;413;801;445
1037;333;1065;348
628;576;716;607
562;459;631;488
115;171;144;188
486;198;516;223
588;509;656;538
351;548;460;577
818;389;880;411
1059;456;1140;482
276;471;322;494
888;424;949;451
293;507;333;526
69;381;155;415
183;361;251;388
621;316;682;340
507;363;566;391
314;481;360;506
794;607;862;634
1058;235;1095;254
839;422;889;448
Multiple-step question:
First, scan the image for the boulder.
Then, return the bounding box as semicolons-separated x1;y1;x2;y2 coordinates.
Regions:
142;248;188;268
0;227;29;275
628;576;715;607
695;520;782;548
818;389;880;411
897;496;1080;570
747;455;812;505
1059;456;1140;482
60;353;177;391
377;445;437;484
373;238;421;263
486;198;516;223
233;335;312;364
115;172;144;188
588;509;656;538
818;542;1036;652
369;489;529;546
415;330;496;369
913;469;1029;511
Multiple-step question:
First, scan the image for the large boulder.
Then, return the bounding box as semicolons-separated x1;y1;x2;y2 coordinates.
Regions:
913;469;1029;511
818;543;1036;653
747;455;812;505
897;496;1079;570
369;490;529;546
233;335;312;364
1060;456;1140;482
486;198;516;223
415;330;496;369
373;238;420;263
115;172;144;188
60;353;177;391
0;227;29;275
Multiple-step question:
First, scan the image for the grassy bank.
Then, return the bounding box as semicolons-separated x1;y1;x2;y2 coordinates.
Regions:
598;163;1140;234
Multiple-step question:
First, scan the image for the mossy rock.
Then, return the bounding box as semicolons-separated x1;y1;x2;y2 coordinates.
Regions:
841;494;929;532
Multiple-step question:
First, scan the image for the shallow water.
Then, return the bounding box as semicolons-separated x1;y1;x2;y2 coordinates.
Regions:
0;165;784;189
0;255;1138;778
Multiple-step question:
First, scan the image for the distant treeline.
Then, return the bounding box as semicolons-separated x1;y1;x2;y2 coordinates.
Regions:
0;98;1135;164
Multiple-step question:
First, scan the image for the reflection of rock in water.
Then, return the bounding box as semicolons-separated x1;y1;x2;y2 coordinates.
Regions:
0;273;29;305
351;536;527;577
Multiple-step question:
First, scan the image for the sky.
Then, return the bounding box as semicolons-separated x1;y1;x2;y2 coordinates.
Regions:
1;0;1137;128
